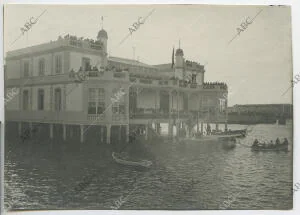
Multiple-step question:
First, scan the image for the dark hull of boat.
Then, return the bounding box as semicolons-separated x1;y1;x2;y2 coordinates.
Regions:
112;152;152;168
251;145;288;152
211;129;247;138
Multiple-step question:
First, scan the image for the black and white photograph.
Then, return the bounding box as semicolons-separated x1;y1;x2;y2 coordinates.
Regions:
2;3;296;212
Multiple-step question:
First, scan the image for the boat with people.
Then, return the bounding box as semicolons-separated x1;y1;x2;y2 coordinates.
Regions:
112;152;153;168
251;138;289;152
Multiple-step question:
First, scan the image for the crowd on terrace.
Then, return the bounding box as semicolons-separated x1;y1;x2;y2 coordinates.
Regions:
58;34;103;50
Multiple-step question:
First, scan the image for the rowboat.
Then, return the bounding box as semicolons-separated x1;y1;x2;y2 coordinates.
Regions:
112;152;153;168
251;143;288;152
184;134;243;144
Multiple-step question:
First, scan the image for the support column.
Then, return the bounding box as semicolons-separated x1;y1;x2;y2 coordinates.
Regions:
168;121;173;138
118;125;122;143
185;123;189;138
100;126;104;143
106;124;111;144
63;124;66;141
155;90;159;112
201;122;204;134
176;121;180;137
80;125;84;143
225;122;228;132
18;122;22;136
155;123;160;134
196;116;199;133
145;124;149;141
126;124;129;142
50;124;53;139
169;91;172;116
70;126;73;138
216;123;219;131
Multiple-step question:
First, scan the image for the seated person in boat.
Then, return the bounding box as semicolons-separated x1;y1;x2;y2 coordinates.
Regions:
253;139;259;147
276;138;280;145
120;152;130;159
283;138;289;145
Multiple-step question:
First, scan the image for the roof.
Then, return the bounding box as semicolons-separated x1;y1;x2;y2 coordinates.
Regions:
108;56;156;69
97;29;108;39
175;48;184;56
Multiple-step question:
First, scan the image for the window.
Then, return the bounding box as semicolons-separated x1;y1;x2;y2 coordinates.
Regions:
54;88;62;111
112;88;126;114
39;58;45;76
219;98;226;113
24;62;29;77
55;55;62;74
23;90;29;110
82;57;91;71
38;89;44;110
88;88;105;114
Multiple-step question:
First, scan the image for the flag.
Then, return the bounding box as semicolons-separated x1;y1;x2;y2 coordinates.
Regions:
171;47;174;68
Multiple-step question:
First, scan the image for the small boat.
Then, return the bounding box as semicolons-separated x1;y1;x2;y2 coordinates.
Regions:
112;152;153;168
251;139;289;152
211;129;247;138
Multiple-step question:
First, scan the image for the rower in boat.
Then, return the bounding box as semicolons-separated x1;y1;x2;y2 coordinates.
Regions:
253;139;259;147
251;138;288;151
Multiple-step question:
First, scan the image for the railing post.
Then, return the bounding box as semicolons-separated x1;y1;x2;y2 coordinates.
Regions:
50;124;53;139
106;124;111;144
80;124;84;143
63;124;66;141
18;122;22;136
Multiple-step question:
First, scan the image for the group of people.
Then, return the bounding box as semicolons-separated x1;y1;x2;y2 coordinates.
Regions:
253;138;289;148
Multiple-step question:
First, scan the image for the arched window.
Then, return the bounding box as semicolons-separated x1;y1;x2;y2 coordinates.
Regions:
54;88;62;111
38;89;44;110
39;58;45;76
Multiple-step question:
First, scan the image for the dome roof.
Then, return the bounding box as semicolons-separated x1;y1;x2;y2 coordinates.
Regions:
97;29;108;39
175;48;184;56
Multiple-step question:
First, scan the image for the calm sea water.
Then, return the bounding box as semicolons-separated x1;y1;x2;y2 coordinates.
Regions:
5;123;293;210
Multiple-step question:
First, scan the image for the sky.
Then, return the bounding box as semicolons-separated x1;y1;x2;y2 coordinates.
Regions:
4;4;293;106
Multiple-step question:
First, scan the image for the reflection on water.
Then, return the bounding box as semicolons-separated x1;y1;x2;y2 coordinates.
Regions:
5;124;293;210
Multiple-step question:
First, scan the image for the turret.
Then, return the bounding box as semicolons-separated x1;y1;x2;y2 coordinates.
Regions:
175;48;185;80
97;29;108;53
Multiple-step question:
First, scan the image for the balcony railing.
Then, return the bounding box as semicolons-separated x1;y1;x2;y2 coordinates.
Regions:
158;80;169;85
140;79;153;84
87;114;105;121
112;114;127;121
113;72;126;78
130;77;137;82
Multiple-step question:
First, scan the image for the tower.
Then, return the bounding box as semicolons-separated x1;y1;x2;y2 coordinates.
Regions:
175;40;185;79
96;17;108;68
97;16;108;53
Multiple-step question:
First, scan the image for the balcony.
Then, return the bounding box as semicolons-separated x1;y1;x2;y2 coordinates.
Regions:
140;79;153;84
112;114;127;121
87;114;105;121
159;80;169;85
113;72;126;78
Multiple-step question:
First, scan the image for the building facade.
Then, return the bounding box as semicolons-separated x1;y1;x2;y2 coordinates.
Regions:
5;26;228;144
